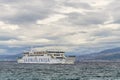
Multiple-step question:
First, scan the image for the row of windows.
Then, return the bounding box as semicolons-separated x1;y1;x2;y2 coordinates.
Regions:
25;54;64;56
24;51;64;55
24;58;50;62
47;51;64;53
26;54;44;56
34;52;46;54
54;54;64;56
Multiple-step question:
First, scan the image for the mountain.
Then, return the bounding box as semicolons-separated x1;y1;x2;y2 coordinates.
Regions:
0;47;120;62
0;54;22;61
77;47;120;62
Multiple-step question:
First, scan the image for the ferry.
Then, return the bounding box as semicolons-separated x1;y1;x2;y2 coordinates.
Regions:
17;48;75;64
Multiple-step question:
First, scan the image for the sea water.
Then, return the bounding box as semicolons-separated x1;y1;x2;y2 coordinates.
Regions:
0;62;120;80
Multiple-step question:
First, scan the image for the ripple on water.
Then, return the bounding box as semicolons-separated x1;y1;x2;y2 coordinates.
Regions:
0;62;120;80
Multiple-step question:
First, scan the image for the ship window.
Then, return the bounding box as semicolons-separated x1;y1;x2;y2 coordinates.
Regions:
39;54;44;56
61;54;64;56
54;54;60;56
47;54;51;56
56;57;63;59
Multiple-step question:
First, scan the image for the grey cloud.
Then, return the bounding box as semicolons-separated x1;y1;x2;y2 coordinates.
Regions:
0;36;17;41
0;0;108;25
3;12;47;25
106;0;120;24
65;12;109;25
64;1;93;9
0;0;120;55
92;30;112;37
0;0;56;25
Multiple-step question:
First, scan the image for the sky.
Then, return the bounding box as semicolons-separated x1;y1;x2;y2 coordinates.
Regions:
0;0;120;55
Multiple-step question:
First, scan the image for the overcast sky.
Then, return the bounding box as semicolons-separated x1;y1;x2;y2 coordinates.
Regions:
0;0;120;55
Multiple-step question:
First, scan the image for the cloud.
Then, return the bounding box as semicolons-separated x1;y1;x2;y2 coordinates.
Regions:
63;1;93;9
0;21;19;31
0;0;56;25
79;0;114;8
65;12;109;25
0;49;7;54
37;14;67;25
106;0;120;24
0;0;119;55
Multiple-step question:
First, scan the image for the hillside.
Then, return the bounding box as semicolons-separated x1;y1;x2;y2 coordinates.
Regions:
0;54;22;61
77;47;120;62
0;47;120;62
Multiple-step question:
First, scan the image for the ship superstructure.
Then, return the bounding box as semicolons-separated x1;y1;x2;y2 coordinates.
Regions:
17;48;75;64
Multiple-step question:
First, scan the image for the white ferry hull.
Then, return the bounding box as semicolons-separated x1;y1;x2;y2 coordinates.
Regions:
17;49;75;64
17;56;68;64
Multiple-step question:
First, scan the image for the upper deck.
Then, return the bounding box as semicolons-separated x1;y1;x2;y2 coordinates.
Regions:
23;49;66;59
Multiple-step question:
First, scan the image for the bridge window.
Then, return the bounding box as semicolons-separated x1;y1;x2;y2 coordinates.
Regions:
54;54;60;56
